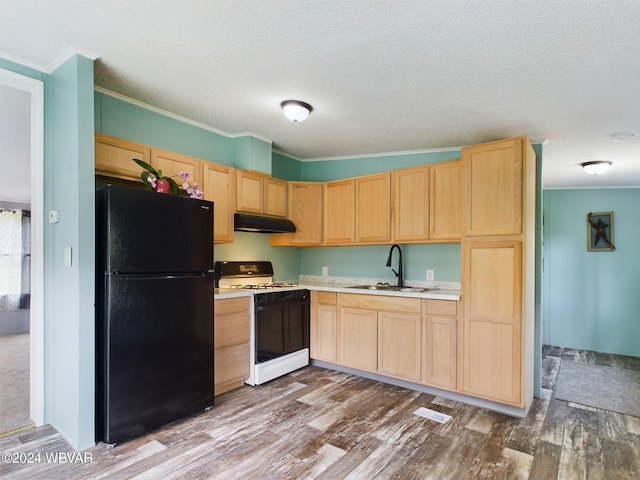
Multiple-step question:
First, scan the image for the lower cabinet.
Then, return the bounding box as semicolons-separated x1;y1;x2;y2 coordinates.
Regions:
338;308;378;371
214;296;251;396
310;291;338;362
311;291;460;392
423;299;459;390
378;311;421;381
462;240;523;405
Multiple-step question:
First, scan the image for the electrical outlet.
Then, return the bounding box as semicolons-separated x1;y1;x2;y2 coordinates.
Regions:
322;266;328;276
426;269;434;281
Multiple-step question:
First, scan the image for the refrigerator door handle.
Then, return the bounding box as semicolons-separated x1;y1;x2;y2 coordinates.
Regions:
108;272;209;280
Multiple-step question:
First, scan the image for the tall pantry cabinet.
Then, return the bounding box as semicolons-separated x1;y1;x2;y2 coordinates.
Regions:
461;136;536;407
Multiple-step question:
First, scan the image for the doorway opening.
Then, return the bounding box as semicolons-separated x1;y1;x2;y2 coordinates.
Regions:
0;67;44;435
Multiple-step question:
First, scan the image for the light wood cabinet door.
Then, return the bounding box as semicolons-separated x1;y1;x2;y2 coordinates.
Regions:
311;291;337;362
378;312;421;381
462;240;522;405
393;165;429;242
215;344;250;394
150;148;202;188
338;307;377;371
214;296;251;395
95;133;150;182
202;162;235;244
272;182;323;246
313;304;337;362
463;137;524;237
356;172;391;243
423;315;458;390
263;177;288;217
236;170;264;214
430;159;463;240
324;179;356;244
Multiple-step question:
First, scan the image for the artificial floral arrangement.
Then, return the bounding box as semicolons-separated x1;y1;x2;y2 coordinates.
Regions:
133;158;203;199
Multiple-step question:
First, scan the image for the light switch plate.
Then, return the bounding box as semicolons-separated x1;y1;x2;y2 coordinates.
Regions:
64;246;72;266
48;210;59;223
426;269;434;281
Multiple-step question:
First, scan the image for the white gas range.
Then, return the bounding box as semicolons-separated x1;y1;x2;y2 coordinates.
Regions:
214;261;310;386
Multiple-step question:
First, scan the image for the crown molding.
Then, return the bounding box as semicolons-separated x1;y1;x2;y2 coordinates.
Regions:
96;87;273;145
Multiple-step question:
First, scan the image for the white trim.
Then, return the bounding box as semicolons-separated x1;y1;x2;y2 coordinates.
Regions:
304;146;463;163
301;138;546;163
47;46;100;72
0;51;48;73
95;87;271;145
542;184;640;190
0;47;100;74
272;148;302;161
0;68;45;426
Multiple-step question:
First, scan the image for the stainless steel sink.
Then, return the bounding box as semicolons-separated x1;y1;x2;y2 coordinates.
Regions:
347;285;438;293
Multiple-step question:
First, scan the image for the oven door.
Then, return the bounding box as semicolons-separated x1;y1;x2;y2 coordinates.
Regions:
255;290;310;363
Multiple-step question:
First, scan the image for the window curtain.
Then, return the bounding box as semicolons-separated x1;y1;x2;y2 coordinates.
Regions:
0;209;30;311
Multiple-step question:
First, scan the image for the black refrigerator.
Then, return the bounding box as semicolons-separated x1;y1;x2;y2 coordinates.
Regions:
95;185;214;445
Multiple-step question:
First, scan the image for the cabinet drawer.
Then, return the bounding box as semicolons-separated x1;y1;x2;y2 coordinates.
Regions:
215;311;250;349
425;299;458;317
214;343;250;385
315;291;337;305
215;296;250;316
341;293;421;314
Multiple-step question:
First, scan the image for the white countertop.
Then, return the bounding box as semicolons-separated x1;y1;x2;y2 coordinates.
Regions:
214;280;460;301
300;281;460;301
213;288;254;300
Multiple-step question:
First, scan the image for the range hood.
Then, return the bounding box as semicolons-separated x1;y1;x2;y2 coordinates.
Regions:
233;213;296;234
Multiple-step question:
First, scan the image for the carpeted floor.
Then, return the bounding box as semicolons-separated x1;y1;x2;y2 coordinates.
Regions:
555;358;640;417
0;333;33;435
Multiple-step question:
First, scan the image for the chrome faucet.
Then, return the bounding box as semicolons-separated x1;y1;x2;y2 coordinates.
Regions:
385;244;404;287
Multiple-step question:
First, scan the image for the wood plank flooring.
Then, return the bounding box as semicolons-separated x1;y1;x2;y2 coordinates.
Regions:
1;345;638;479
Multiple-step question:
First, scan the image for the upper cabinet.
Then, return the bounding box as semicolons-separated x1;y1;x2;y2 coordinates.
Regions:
392;165;430;242
463;138;525;237
202;162;235;244
263;177;288;217
236;170;287;217
324;179;356;244
430;159;463;240
356;172;391;243
95;133;150;182
150;148;203;186
271;182;323;246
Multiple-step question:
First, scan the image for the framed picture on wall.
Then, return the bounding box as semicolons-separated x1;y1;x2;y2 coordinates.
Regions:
587;211;616;251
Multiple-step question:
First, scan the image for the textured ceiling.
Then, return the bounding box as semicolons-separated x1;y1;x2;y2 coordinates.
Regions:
1;0;639;203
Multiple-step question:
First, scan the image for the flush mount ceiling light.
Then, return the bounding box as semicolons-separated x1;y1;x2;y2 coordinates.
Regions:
581;161;612;175
280;100;313;122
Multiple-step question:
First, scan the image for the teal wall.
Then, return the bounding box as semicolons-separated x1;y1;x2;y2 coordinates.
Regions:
0;58;45;81
95;92;231;165
272;151;302;181
214;232;301;281
542;188;640;357
2;54;96;450
302;243;461;282
231;135;272;173
302;150;462;182
44;54;96;449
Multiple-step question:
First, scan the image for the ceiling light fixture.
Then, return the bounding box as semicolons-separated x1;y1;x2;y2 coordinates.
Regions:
581;161;612;175
280;100;312;122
